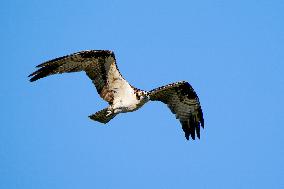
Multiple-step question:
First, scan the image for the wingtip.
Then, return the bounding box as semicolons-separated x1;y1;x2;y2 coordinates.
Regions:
28;74;35;82
200;117;205;129
29;77;36;82
36;64;43;68
185;132;200;140
185;133;190;140
28;72;38;82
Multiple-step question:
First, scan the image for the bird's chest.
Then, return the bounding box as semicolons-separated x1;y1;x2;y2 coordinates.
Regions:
113;93;142;112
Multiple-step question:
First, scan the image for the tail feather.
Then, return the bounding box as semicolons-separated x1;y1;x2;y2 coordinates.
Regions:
89;108;116;124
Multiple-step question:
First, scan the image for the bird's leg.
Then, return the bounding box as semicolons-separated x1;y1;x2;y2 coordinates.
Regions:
106;106;113;117
113;108;123;114
106;105;124;117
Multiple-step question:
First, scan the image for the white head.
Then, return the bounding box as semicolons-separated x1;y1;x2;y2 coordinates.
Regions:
135;90;150;102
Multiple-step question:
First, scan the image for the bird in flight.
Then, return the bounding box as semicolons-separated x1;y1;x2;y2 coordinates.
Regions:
29;50;204;140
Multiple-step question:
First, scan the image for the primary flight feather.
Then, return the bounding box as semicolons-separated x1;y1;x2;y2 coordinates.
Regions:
29;50;204;140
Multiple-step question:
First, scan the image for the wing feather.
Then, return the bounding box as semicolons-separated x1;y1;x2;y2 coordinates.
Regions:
28;50;132;104
149;81;204;140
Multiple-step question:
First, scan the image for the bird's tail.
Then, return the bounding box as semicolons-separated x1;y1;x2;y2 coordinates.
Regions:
89;108;117;124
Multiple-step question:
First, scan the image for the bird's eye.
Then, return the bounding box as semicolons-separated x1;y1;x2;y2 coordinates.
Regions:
136;93;141;100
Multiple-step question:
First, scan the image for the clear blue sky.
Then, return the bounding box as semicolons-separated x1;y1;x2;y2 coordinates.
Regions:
1;0;284;188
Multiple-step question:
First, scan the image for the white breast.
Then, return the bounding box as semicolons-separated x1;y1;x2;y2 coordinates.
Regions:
112;84;139;111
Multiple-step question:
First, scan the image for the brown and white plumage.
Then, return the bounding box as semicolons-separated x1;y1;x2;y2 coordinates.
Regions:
29;50;129;104
29;50;204;140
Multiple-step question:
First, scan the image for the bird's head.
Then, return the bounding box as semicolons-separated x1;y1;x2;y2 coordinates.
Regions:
135;90;150;101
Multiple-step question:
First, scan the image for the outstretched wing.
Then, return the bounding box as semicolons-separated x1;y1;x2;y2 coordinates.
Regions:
29;50;132;104
149;81;204;140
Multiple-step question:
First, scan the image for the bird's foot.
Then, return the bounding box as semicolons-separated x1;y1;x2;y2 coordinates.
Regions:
106;110;112;117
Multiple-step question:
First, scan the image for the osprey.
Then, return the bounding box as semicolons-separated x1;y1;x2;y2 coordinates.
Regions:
29;50;204;140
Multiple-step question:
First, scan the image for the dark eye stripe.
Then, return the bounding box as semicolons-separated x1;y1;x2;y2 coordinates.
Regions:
136;93;140;100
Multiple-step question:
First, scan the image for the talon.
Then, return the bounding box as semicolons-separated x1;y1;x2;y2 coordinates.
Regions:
106;110;112;117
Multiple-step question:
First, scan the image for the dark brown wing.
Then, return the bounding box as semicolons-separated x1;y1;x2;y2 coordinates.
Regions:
149;81;204;140
28;50;132;104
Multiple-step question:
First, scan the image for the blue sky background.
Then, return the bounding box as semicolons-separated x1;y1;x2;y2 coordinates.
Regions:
1;0;284;188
